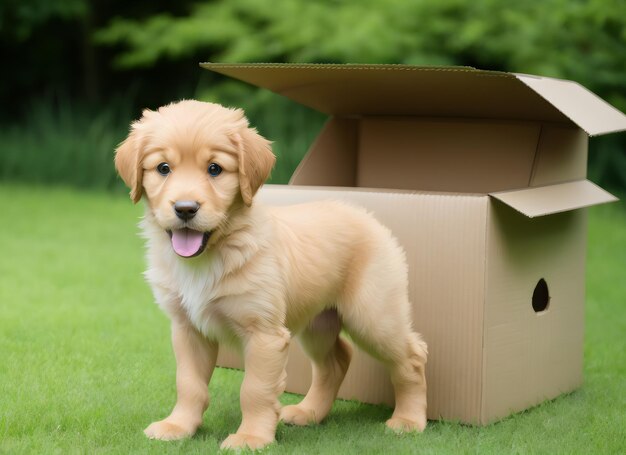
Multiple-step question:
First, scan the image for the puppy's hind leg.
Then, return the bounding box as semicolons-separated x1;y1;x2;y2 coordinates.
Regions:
385;331;428;433
341;297;427;433
280;309;352;426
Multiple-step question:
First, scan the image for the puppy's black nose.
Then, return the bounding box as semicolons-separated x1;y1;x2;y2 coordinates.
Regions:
174;200;200;221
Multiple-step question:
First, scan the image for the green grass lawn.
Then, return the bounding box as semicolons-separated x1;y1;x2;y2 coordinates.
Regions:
0;184;624;454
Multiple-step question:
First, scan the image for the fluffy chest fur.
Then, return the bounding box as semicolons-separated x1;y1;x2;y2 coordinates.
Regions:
141;209;284;343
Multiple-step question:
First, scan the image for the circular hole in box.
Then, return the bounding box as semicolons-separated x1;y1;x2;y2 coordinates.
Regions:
532;278;550;313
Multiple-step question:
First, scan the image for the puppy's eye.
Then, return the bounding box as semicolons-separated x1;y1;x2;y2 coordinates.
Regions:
156;162;171;176
208;163;222;177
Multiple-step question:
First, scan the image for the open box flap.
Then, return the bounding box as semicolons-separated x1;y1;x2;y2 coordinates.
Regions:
489;180;618;218
200;63;626;134
515;74;626;136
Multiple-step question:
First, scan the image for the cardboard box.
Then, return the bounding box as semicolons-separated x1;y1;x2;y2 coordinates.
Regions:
200;63;625;424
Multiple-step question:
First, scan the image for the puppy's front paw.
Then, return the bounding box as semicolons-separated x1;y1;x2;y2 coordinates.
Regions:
280;405;317;426
385;416;427;433
144;419;195;440
220;433;273;450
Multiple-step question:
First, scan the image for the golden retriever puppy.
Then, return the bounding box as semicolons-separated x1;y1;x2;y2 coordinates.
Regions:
115;100;427;450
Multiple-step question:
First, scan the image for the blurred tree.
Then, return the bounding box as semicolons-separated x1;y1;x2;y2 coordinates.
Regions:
0;0;88;39
95;0;626;107
95;0;626;191
0;0;91;115
1;0;625;191
0;0;199;118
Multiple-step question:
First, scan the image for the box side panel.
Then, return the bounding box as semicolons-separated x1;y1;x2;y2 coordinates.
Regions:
289;117;358;186
402;193;488;423
482;202;587;423
530;125;587;187
358;118;540;193
217;186;488;423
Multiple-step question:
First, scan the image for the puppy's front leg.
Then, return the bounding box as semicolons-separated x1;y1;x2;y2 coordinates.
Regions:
221;327;290;450
145;320;218;440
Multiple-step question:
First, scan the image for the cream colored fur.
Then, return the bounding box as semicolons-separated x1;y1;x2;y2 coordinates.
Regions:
115;100;428;450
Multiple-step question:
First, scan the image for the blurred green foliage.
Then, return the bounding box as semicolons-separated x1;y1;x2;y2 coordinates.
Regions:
0;0;87;40
0;98;131;190
1;0;625;191
96;0;626;103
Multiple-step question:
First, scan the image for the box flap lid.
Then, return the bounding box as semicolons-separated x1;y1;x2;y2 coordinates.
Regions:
489;180;618;218
515;74;626;136
200;63;626;135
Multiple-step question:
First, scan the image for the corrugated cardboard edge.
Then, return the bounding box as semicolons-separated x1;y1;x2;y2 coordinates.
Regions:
515;74;626;136
489;180;618;218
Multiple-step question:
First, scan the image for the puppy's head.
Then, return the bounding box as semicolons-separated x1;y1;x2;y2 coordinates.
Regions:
115;100;275;258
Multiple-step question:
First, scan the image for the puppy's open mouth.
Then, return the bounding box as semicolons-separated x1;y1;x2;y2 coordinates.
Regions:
166;228;212;258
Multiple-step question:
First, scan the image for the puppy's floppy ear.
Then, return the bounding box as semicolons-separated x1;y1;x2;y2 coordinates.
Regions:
234;127;275;206
115;120;146;203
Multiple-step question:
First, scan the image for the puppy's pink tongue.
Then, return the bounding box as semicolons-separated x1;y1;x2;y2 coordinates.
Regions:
171;228;205;257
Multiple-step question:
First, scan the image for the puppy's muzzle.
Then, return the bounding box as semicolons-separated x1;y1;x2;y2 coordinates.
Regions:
174;200;200;221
